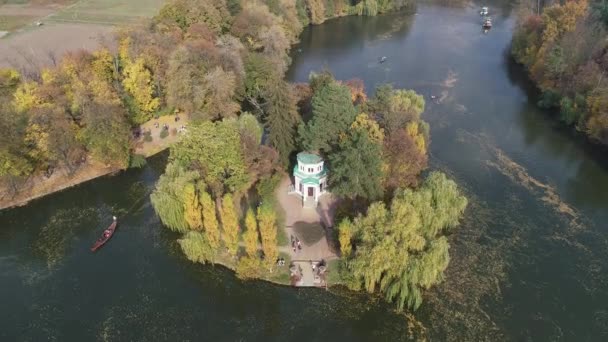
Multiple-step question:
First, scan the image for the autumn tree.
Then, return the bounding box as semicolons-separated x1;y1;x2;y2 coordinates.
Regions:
193;66;240;121
366;84;425;133
384;128;428;190
80;102;131;168
257;202;278;269
337;218;353;257
122;58;160;124
220;193;240;256
238;113;281;184
0;103;32;183
305;0;325;24
199;188;221;249
183;183;203;230
243;208;260;257
155;0;231;34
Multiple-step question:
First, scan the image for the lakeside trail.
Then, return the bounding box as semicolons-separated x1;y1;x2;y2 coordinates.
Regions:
0;115;186;210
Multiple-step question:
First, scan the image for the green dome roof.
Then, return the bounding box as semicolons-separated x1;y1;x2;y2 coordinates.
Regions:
297;152;322;164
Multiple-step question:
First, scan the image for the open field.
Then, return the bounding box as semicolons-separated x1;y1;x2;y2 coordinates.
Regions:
0;22;114;70
0;0;167;71
48;0;166;25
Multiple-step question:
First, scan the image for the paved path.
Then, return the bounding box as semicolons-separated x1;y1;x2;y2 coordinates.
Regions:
275;177;339;264
298;261;315;287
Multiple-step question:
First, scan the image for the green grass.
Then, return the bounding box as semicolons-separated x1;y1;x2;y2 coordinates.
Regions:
326;259;346;286
0;15;36;31
263;251;291;285
48;0;166;25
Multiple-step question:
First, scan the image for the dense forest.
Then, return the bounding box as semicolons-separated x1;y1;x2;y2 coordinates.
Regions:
0;0;414;194
512;0;608;144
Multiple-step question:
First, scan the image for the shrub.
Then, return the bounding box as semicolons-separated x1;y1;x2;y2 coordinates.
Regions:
160;128;169;139
143;130;153;142
128;154;147;168
235;256;264;279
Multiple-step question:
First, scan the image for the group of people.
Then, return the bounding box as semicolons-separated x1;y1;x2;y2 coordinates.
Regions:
291;235;302;253
276;257;286;266
154;122;170;130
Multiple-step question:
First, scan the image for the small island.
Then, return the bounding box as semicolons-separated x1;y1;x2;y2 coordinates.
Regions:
0;0;467;313
151;67;468;310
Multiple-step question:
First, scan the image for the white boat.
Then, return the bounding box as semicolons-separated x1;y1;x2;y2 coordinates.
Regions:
483;17;492;29
480;7;489;16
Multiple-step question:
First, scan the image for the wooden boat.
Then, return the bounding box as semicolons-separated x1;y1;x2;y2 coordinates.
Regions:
91;216;117;252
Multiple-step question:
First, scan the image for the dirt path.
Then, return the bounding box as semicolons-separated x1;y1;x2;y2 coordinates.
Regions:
275;176;338;263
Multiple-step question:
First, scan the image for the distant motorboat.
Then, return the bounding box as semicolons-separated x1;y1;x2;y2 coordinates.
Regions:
379;56;387;63
480;7;489;16
482;17;492;29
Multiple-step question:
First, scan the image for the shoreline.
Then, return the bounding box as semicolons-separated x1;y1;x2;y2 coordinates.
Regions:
0;115;185;211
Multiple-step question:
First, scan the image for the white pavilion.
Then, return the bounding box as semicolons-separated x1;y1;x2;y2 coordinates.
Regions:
290;152;328;207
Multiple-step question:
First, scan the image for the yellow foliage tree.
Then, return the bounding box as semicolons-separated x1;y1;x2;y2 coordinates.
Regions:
13;82;41;112
306;0;325;24
199;189;221;249
243;208;259;258
220;193;240;256
235;256;264;279
92;48;115;82
338;219;353;257
351;113;385;144
0;68;20;95
257;203;278;270
24;123;50;163
122;58;160;118
406;121;426;154
183;183;203;230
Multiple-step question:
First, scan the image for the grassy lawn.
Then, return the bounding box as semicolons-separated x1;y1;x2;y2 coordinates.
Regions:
326;259;345;286
263;251;291;285
0;14;35;30
48;0;166;24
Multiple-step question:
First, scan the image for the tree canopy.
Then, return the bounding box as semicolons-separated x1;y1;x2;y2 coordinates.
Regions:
339;171;468;310
299;80;358;152
512;0;608;144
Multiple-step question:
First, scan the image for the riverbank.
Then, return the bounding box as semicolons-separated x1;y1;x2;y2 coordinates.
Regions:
0;115;186;210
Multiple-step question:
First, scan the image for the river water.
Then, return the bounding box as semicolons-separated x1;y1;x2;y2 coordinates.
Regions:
2;2;608;341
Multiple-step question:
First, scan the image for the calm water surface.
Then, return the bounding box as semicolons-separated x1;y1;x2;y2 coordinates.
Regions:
2;1;608;340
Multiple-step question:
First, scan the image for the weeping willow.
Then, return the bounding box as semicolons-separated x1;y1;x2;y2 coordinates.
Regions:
150;162;199;233
178;231;215;264
343;171;467;310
